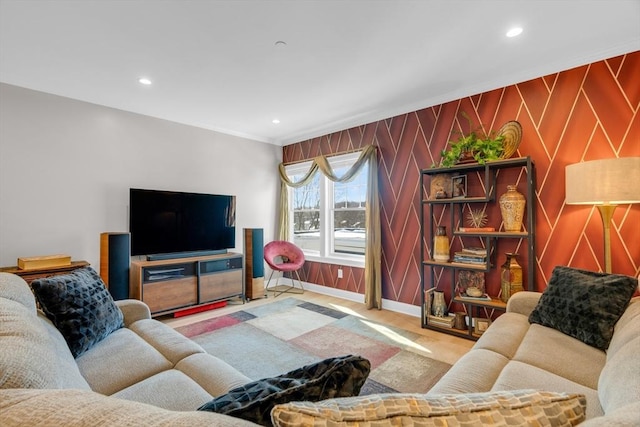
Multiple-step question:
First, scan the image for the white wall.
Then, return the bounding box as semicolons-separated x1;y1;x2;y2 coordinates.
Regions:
0;83;282;268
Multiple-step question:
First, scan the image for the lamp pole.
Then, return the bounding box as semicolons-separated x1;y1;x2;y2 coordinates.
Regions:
596;204;616;274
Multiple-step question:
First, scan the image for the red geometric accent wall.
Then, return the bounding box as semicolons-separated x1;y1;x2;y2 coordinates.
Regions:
283;52;640;306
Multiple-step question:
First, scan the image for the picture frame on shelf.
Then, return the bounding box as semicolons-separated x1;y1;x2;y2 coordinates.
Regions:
452;174;467;198
473;317;492;335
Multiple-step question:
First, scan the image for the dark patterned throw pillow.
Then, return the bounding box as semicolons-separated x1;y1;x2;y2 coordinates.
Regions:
198;354;371;427
529;266;637;350
31;267;124;357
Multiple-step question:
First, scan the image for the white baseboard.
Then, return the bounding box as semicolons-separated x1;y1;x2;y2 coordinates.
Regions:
276;277;421;318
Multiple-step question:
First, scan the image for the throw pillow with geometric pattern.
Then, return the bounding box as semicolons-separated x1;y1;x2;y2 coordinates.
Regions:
198;354;371;427
529;266;637;350
31;267;124;357
271;389;587;427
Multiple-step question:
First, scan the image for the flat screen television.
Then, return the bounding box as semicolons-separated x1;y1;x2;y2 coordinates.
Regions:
129;188;236;258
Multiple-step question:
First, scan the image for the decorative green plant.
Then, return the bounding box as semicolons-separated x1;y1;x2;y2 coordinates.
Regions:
436;113;505;168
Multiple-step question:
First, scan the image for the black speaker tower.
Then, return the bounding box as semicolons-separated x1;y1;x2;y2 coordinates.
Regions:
243;228;265;299
100;232;131;300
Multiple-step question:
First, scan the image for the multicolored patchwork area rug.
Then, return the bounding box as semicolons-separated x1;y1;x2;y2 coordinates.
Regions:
175;297;451;395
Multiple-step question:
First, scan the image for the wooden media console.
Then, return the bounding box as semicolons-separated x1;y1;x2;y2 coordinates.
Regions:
130;252;243;317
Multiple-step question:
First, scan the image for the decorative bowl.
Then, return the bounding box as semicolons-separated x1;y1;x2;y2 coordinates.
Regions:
497;120;522;159
466;286;483;297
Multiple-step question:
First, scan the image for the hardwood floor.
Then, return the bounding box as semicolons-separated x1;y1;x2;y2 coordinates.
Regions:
161;290;474;366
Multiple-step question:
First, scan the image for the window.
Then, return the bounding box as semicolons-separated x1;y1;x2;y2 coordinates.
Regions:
290;169;321;253
286;151;367;266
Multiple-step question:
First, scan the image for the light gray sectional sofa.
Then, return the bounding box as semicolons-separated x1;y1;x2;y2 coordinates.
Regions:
2;268;639;426
0;271;255;426
428;291;640;425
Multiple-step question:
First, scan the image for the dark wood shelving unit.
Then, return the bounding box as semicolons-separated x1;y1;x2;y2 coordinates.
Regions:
420;157;536;340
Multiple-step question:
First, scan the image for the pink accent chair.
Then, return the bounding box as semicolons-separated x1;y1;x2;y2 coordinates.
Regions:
263;240;305;296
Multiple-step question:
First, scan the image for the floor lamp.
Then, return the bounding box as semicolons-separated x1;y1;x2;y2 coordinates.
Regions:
565;157;640;273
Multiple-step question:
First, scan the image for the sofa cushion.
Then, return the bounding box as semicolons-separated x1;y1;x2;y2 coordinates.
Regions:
512;323;605;389
75;327;172;395
271;389;586;427
129;318;205;364
198;355;370;426
31;267;124;357
0;297;90;390
472;312;531;359
528;266;637;350
112;369;213;411
491;361;603;419
176;353;252;397
113;353;254;411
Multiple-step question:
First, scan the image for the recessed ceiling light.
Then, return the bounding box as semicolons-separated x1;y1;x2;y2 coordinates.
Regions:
274;41;287;47
506;27;523;38
272;119;281;124
138;77;152;85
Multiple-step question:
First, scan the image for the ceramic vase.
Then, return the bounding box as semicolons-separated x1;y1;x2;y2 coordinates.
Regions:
499;185;525;232
433;225;450;262
500;253;523;303
432;291;447;317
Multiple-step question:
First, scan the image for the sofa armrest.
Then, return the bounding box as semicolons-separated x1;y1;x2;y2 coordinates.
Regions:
506;291;541;316
579;402;640;426
0;388;258;426
115;299;151;326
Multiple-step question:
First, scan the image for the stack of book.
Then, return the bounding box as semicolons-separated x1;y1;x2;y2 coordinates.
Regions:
457;293;492;301
428;314;455;328
458;226;495;232
453;247;487;265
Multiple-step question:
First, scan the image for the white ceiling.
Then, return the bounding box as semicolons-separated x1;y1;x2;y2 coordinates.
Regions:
1;1;639;146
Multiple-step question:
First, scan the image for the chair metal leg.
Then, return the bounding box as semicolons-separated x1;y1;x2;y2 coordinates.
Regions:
265;269;304;297
264;269;278;296
293;270;305;293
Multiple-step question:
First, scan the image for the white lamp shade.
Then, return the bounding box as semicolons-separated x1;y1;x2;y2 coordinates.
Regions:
565;157;640;205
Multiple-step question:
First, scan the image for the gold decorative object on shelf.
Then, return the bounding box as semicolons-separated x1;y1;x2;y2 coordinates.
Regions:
497;120;522;159
433;226;450;262
467;208;488;228
500;253;523;302
499;185;526;232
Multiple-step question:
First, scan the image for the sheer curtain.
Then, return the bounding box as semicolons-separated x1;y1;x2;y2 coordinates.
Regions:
277;145;382;309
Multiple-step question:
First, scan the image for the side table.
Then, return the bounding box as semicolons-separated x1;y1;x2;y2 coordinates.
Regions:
0;260;90;284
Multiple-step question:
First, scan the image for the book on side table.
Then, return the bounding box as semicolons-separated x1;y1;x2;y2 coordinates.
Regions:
17;254;71;270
